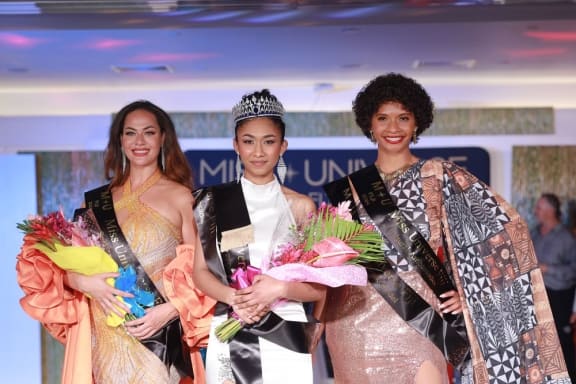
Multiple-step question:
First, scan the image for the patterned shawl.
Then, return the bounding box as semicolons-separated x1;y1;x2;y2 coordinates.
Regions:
423;159;570;384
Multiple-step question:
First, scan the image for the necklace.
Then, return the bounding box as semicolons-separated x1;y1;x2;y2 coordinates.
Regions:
377;162;414;183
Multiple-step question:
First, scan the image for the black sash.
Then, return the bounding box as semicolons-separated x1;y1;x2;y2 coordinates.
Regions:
194;182;316;384
323;165;470;368
75;184;193;377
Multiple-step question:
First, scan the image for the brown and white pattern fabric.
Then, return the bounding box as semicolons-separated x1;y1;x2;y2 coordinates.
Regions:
418;159;570;384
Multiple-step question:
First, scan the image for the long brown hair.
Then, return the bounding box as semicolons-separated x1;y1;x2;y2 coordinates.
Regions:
104;100;193;190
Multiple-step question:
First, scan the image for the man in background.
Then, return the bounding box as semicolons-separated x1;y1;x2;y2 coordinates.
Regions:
532;193;576;381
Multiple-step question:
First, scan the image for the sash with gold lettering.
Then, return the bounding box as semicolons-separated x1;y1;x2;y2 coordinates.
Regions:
323;165;470;368
194;182;316;384
75;184;193;377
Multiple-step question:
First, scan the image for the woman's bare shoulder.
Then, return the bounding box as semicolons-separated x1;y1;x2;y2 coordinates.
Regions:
157;178;194;205
282;186;316;221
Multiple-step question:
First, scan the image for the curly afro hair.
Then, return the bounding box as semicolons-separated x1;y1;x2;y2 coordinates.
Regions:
352;73;434;141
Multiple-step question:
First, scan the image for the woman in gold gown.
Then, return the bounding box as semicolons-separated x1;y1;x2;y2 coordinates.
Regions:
17;100;198;383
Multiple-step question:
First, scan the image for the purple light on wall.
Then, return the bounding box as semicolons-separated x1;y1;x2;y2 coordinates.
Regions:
0;32;41;47
87;39;141;50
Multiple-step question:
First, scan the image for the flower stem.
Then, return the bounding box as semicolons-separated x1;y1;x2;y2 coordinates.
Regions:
215;318;244;343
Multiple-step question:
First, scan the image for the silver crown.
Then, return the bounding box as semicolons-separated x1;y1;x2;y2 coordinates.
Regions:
232;92;285;123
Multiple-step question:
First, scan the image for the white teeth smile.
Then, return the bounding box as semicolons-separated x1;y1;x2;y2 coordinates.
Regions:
385;137;403;144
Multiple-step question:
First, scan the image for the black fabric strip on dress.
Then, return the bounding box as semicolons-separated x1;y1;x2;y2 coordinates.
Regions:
76;185;193;377
324;167;470;368
81;185;163;305
194;183;264;383
195;183;315;383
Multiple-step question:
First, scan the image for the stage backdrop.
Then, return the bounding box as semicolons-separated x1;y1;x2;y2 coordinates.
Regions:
512;145;576;231
186;147;490;206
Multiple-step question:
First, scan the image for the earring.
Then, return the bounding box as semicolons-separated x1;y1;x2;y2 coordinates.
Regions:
369;130;376;143
161;146;166;172
235;153;242;182
277;155;287;184
121;149;127;174
412;129;419;144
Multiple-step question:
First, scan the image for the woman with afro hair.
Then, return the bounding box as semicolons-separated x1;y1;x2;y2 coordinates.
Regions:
321;73;569;383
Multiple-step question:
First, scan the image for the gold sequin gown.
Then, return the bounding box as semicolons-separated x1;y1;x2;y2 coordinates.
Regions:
325;273;448;384
90;173;185;384
324;161;448;384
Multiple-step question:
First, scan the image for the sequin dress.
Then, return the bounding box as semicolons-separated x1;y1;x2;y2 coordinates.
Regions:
325;159;572;384
89;172;185;384
324;160;449;384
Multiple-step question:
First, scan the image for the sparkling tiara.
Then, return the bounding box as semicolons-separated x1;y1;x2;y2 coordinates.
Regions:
231;90;285;124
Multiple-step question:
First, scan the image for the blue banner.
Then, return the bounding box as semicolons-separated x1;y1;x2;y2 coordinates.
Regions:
186;147;490;206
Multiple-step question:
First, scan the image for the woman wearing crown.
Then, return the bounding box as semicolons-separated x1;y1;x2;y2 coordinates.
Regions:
187;89;325;383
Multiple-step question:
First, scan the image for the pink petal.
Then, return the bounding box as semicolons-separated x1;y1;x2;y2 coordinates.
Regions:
311;237;358;267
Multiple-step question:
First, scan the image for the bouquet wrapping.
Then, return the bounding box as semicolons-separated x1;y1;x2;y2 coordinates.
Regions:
215;200;383;342
17;209;154;326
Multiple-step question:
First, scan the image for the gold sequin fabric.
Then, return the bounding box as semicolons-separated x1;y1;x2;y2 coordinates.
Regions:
325;160;449;383
90;171;183;384
325;272;448;384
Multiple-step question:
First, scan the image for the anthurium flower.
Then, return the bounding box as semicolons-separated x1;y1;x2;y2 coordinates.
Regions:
310;237;359;267
216;200;383;344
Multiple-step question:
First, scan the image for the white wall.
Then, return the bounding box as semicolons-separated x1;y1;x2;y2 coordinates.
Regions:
0;154;41;383
1;108;576;202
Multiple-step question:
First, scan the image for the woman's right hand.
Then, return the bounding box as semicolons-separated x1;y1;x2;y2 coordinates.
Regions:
65;271;133;317
231;303;261;325
229;289;261;325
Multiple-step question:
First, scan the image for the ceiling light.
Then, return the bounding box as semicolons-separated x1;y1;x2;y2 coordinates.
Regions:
314;83;334;92
0;1;40;15
111;64;173;73
412;59;476;69
340;63;363;69
341;27;361;35
147;0;178;13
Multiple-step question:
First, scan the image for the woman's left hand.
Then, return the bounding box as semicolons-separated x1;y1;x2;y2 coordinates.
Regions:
233;274;284;318
124;302;178;340
439;290;463;315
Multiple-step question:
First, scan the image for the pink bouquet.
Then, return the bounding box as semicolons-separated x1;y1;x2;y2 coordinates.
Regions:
215;201;383;342
16;209;135;326
17;209;101;250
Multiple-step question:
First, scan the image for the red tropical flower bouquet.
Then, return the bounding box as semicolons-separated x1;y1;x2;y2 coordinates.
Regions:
216;200;383;342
